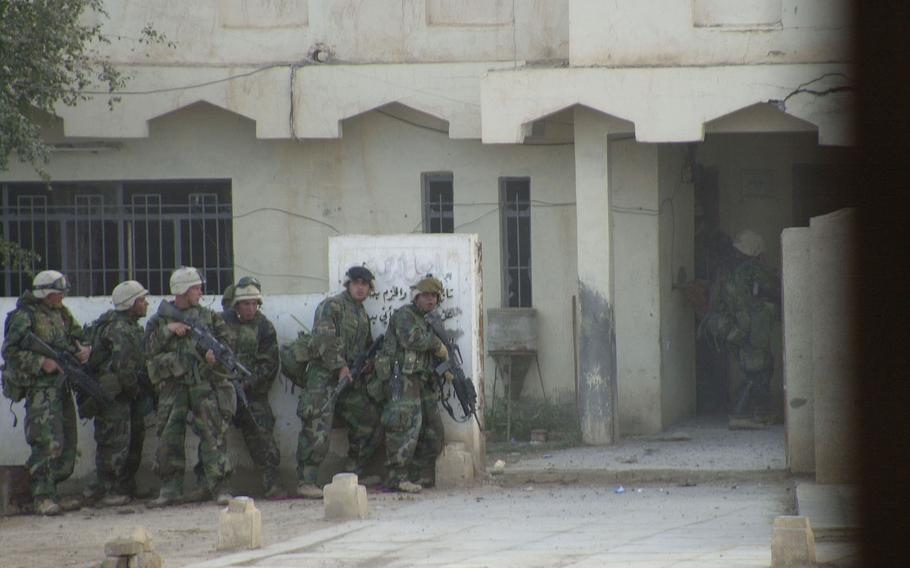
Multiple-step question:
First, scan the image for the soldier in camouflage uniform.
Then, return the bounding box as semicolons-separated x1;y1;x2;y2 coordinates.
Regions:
1;270;91;516
82;281;150;507
145;267;236;507
221;277;285;498
704;230;780;426
296;266;382;498
378;276;450;494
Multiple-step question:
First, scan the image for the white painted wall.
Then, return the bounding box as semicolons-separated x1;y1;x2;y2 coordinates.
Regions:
570;0;852;66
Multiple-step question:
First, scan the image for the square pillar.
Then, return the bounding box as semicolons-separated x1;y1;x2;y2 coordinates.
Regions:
573;107;617;445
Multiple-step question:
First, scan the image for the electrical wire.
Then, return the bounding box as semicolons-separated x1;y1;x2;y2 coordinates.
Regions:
232;207;340;233
81;63;288;95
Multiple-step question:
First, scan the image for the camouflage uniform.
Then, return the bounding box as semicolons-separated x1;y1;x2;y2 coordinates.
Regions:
85;310;147;498
146;302;235;498
296;290;381;486
222;309;282;491
1;292;83;505
709;256;779;417
380;303;446;487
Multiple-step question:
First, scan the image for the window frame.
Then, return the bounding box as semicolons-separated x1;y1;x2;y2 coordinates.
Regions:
421;172;454;234
498;176;532;308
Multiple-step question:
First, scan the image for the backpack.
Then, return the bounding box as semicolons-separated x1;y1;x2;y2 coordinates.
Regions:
1;306;36;403
77;311;119;419
279;331;319;387
83;311;117;372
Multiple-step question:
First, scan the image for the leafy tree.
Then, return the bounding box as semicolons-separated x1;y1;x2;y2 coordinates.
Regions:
0;0;125;179
0;2;171;274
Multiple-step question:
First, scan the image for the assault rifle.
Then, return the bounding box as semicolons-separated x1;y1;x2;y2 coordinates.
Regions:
156;301;256;424
424;311;480;427
328;334;384;409
24;333;113;406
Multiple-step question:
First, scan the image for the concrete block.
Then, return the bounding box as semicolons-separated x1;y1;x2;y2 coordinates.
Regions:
217;497;262;551
101;558;130;568
128;551;162;568
772;516;816;567
810;208;860;483
126;526;153;553
781;228;815;474
486;308;538;353
435;442;475;489
0;465;30;516
323;473;368;520
105;538;144;557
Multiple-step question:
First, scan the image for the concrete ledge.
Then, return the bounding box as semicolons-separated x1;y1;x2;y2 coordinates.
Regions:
496;467;790;486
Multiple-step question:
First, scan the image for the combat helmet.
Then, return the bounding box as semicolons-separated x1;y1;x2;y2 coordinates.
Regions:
411;276;444;303
112;280;149;311
170;266;204;295
32;270;69;299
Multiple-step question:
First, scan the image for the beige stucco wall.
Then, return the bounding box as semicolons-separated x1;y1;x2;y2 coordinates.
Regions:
95;0;568;66
569;0;852;67
0;102;579;409
611;140;662;435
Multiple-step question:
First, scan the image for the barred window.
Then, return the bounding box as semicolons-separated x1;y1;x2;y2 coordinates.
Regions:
499;177;532;307
1;180;234;296
422;173;454;234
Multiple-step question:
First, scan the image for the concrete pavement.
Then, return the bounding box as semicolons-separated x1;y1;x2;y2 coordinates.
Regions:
183;417;860;568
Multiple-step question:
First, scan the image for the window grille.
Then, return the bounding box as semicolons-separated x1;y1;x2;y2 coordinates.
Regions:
1;181;234;297
422;173;454;234
499;177;532;307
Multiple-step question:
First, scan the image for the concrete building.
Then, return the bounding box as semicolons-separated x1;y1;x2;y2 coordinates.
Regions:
1;1;854;449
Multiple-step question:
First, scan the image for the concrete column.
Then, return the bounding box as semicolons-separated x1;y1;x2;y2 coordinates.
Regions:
781;228;815;474
810;208;859;483
612;140;662;435
573;107;616;445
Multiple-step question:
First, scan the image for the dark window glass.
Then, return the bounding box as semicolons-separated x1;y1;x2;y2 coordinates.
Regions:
0;180;234;296
500;178;532;307
422;173;454;234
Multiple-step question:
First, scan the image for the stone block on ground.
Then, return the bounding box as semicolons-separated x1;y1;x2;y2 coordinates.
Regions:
0;465;30;516
126;526;153;553
217;497;262;551
323;473;368;520
772;515;817;567
435;442;475;489
129;551;163;568
101;557;130;568
105;538;145;557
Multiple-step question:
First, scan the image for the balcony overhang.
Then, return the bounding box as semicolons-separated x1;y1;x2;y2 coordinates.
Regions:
481;63;854;146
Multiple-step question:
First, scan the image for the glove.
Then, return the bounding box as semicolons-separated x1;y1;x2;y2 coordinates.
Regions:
433;338;449;360
443;371;455;383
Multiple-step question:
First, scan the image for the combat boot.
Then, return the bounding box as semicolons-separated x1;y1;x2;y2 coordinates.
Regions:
36;498;62;516
264;484;288;499
58;495;83;512
296;483;323;499
263;474;288;499
183;486;212;503
215;487;234;506
396;481;422;494
359;475;382;487
99;493;131;507
146;489;179;509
